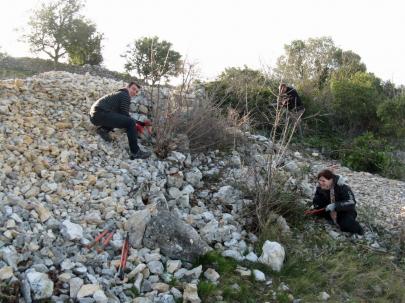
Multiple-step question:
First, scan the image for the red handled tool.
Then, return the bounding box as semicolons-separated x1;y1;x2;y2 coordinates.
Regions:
135;120;153;144
86;228;115;252
304;208;325;215
118;233;130;280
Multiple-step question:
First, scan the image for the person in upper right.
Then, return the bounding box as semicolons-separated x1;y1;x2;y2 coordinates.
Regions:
312;169;364;235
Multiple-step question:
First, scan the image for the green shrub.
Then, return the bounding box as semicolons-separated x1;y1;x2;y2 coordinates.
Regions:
377;95;405;141
341;132;391;174
330;72;383;132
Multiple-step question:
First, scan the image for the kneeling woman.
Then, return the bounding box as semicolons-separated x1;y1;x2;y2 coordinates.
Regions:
313;169;364;235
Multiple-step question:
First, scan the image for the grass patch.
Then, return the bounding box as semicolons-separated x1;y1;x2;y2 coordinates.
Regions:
195;222;405;303
271;226;405;302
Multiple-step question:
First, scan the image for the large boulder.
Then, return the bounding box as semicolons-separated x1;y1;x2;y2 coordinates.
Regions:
143;210;211;262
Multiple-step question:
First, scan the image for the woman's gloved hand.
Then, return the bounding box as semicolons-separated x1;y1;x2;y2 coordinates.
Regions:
325;203;336;212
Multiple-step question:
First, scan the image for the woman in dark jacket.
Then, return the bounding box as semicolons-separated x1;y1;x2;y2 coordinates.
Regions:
313;169;364;235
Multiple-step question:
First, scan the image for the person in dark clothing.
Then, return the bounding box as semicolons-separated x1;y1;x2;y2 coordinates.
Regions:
312;169;364;235
278;83;305;137
89;81;150;159
278;83;304;111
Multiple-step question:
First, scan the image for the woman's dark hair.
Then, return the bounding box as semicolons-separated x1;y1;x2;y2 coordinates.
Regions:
128;81;141;89
317;169;335;180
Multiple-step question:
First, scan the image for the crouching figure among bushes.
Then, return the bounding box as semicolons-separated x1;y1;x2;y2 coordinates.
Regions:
313;169;364;235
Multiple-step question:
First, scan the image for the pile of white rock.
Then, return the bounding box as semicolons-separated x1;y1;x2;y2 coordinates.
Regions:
0;71;402;302
0;72;287;302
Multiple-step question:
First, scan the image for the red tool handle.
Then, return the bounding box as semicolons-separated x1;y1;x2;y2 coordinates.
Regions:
86;229;109;249
102;231;114;247
304;208;325;215
118;233;129;279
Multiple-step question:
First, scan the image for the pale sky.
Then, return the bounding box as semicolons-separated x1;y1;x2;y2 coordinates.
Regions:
1;0;404;85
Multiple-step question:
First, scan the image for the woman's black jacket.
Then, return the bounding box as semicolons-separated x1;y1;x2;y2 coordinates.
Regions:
312;175;357;212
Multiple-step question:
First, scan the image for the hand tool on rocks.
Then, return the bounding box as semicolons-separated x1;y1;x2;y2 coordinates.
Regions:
86;229;115;251
86;225;115;252
135;120;152;141
304;208;325;215
117;232;130;280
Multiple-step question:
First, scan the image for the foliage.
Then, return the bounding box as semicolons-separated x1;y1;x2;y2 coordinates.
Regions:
205;66;280;130
277;228;405;302
330;72;383;132
377;94;405;140
341;132;392;174
65;18;103;65
245;172;306;232
275;37;341;89
122;36;182;85
23;0;84;64
152;93;247;157
151;62;248;158
195;224;405;302
332;50;367;80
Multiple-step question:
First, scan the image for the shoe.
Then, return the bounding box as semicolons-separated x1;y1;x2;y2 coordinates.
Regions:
96;128;112;142
130;149;151;160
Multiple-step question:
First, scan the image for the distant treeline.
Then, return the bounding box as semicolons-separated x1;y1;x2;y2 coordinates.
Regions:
0;55;131;82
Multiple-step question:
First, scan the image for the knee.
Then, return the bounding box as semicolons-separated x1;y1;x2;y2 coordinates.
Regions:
128;118;136;126
125;118;136;130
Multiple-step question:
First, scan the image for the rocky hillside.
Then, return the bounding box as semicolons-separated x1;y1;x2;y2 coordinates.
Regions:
0;72;403;302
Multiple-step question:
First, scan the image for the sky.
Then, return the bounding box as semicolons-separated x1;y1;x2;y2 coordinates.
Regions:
1;0;404;85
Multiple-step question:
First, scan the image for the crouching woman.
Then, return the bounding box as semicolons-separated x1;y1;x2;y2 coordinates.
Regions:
313;169;364;235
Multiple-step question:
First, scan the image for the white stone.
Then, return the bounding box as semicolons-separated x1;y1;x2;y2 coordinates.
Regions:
166;260;182;274
148;260;164;274
258;241;285;272
69;277;84;298
204;268;220;282
125;208;152;248
222;249;243;261
61;220;83;240
77;284;101;299
61;259;75;270
127;263;147;279
0;266;13;280
185;167;202;186
134;273;143;292
253;269;266;281
320;291;330;301
26;270;54;300
245;252;258;262
183;283;201;303
93;289;108;303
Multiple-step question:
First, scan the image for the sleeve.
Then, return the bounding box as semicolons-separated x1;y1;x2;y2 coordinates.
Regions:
335;185;356;212
119;92;131;116
313;187;328;209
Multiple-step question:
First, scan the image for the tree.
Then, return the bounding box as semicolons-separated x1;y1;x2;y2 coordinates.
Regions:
24;0;83;64
330;72;383;132
65;19;103;65
377;95;405;140
275;37;340;89
333;50;366;79
122;36;182;85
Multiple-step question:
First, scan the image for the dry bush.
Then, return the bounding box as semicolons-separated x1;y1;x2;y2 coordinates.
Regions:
151;61;249;157
245;77;305;231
